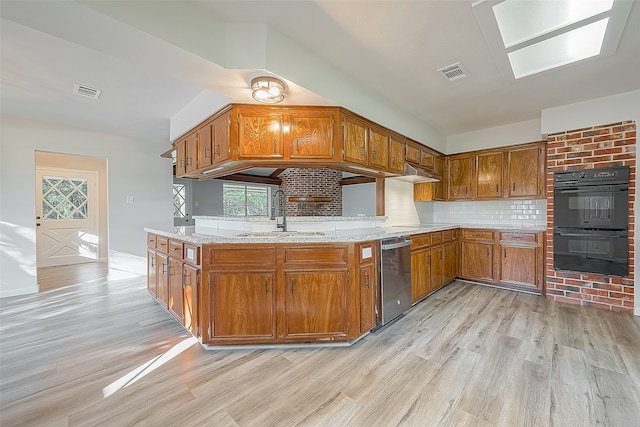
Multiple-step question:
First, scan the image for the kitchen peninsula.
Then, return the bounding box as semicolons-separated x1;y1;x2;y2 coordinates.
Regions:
146;216;544;348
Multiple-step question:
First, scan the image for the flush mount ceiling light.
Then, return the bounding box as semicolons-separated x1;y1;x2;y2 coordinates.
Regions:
250;76;286;104
473;0;633;79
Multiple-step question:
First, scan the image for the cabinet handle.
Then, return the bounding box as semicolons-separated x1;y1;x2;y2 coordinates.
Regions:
186;157;192;166
151;256;155;268
264;277;268;295
513;183;516;191
504;249;507;257
365;273;370;288
204;146;210;159
214;144;219;156
465;186;468;194
428;254;431;264
291;278;295;294
496;184;499;193
183;272;189;286
161;263;167;274
486;248;489;257
273;136;277;153
180;158;185;168
372;148;376;161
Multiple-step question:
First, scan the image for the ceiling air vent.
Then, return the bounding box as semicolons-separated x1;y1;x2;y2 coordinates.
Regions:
73;84;102;99
437;62;470;82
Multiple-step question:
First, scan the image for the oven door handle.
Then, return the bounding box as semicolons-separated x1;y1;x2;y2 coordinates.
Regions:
555;186;627;193
555;231;627;238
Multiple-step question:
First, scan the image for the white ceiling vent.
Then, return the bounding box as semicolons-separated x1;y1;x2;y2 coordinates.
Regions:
437;62;470;82
73;84;102;99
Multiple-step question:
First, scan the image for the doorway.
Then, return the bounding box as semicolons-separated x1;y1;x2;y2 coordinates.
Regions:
35;152;108;291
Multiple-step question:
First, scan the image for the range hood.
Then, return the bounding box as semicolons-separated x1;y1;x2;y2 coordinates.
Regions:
390;164;440;183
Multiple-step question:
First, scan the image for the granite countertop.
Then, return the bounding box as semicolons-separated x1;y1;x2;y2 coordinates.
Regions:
145;223;545;244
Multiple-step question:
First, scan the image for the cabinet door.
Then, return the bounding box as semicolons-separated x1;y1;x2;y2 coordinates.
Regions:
185;133;198;173
156;253;169;307
431;246;443;292
411;250;430;302
284;271;347;338
211;272;276;339
360;264;376;333
289;111;335;160
342;116;367;165
168;258;183;322
212;113;231;163
507;145;543;198
420;150;434;171
475;151;503;199
237;109;284;159
389;137;405;174
447;155;472;200
147;249;157;297
406;144;420;164
499;245;538;289
174;140;186;177
461;242;494;282
196;124;212;169
368;128;389;170
183;264;199;335
433;156;444;177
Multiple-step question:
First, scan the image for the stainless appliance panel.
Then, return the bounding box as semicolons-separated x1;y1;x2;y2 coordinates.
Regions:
379;237;412;325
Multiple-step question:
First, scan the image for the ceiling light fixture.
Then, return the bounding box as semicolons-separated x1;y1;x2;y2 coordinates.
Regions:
251;76;286;104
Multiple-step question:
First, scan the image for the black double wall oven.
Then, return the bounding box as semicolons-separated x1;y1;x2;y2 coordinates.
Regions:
553;166;630;277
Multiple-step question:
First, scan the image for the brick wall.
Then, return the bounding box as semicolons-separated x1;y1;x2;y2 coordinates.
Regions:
280;168;342;216
546;121;636;313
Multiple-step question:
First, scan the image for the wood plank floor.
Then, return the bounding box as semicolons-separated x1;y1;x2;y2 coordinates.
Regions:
1;272;639;426
37;261;108;292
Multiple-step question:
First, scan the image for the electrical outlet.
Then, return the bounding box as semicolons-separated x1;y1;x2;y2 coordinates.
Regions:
126;195;134;204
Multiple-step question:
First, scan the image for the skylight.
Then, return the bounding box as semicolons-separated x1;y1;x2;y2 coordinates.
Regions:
472;0;632;79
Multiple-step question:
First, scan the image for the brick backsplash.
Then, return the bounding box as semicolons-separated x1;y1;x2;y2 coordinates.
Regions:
546;121;636;314
280;169;342;216
429;199;547;228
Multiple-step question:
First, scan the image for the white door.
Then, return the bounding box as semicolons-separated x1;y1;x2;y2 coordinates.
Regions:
36;167;99;267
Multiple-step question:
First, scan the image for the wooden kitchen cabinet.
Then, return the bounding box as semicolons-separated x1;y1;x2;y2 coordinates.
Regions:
182;264;199;335
447;154;473;200
210;272;276;340
288;109;336;160
184;133;198;173
284;271;348;339
196;122;213;169
421;150;434;170
236;106;284;159
368;127;390;171
405;143;421;164
358;241;377;333
174;140;186;177
475;151;504;199
342;113;368;166
156;252;169;307
147;248;157;297
507;144;545;199
411;234;431;303
389;136;406;174
460;229;495;282
497;231;543;293
168;257;184;322
211;112;231;165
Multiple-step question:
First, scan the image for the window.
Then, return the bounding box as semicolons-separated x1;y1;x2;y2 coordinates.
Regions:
223;183;270;216
173;183;187;218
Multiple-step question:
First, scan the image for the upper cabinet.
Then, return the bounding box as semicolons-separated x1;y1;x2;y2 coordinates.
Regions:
389;136;406;174
237;106;285;160
288;108;337;160
211;112;231;165
507;144;545;199
474;150;504;200
368;126;390;171
341;113;368;165
447;154;472;200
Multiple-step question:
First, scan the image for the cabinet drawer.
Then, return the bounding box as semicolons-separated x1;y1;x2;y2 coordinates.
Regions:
411;233;431;249
156;236;169;254
169;240;183;258
501;232;537;243
284;246;348;266
430;232;442;246
463;230;494;241
184;243;200;265
442;229;452;242
210;247;276;267
147;233;157;249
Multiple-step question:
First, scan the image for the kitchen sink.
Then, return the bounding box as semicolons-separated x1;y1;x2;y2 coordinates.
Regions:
235;231;326;237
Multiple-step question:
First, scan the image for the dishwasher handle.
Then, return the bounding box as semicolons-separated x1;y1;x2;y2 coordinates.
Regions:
381;239;412;250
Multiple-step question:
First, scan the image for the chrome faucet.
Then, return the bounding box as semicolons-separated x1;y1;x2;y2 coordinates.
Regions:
272;189;287;232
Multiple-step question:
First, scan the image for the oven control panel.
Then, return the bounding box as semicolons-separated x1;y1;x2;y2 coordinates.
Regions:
554;166;629;184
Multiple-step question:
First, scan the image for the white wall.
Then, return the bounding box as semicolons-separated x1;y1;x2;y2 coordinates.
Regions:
342;183;376;216
540;90;640;316
446;118;542;154
0;116;173;297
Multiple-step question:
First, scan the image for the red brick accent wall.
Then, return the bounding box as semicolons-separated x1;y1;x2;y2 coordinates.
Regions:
546;121;636;313
280;168;342;216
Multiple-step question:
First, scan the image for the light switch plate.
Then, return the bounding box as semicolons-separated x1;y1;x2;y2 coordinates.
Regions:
126;195;134;204
362;247;372;259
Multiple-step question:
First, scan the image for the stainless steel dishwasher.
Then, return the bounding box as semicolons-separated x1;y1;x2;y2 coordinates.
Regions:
379;236;412;325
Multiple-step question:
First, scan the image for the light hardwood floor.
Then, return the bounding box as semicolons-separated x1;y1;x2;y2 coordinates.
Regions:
1;271;639;426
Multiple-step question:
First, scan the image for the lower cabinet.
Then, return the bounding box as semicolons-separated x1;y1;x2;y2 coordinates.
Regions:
182;264;199;335
156;252;169;307
210;272;276;340
283;271;348;339
167;257;183;321
460;229;495;283
360;263;376;333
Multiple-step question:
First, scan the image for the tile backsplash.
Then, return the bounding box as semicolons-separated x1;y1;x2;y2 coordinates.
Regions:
416;199;547;228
